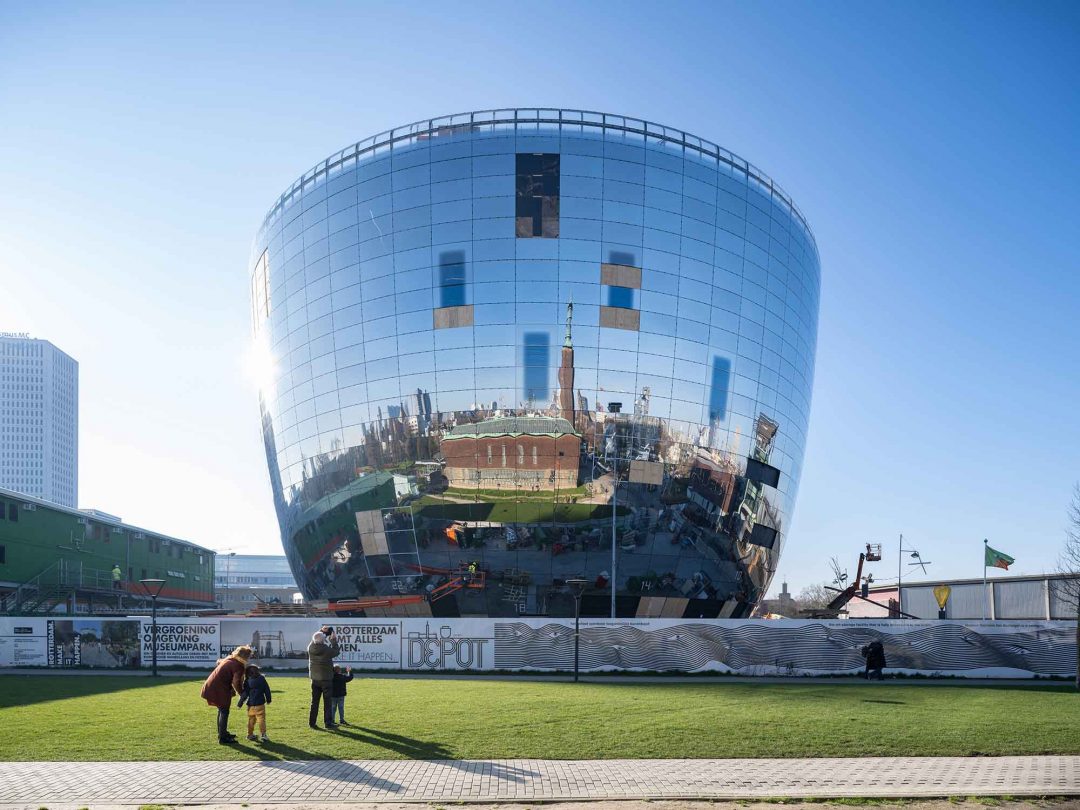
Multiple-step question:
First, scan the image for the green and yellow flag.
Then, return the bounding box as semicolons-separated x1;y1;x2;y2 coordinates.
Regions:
984;543;1015;570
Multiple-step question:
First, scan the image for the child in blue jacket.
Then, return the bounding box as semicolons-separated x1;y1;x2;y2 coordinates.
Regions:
237;664;273;742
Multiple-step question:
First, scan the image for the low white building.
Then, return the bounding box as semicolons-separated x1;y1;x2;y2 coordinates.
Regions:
847;572;1078;620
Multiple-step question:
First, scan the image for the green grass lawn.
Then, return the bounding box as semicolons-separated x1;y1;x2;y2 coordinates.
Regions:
417;498;628;523
0;675;1077;761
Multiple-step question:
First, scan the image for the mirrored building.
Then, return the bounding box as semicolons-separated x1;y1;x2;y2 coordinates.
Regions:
250;109;819;619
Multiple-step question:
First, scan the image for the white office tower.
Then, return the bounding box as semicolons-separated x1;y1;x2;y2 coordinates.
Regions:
0;334;79;507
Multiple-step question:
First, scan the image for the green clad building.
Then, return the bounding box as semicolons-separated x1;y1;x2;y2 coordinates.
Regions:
0;486;215;614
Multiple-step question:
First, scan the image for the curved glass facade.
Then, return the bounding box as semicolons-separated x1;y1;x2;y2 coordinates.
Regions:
250;109;819;619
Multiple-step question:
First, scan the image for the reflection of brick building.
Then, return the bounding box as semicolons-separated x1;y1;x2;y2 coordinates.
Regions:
441;416;581;490
686;453;738;528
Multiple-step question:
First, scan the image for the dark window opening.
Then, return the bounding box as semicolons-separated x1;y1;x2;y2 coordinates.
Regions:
516;153;560;238
0;501;5;521
0;544;5;564
745;457;781;488
749;523;778;549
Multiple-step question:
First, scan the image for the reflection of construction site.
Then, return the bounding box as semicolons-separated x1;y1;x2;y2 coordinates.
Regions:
275;411;785;622
274;312;788;621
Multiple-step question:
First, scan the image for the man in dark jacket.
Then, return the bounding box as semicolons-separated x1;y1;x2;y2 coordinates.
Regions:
861;639;887;680
307;626;341;729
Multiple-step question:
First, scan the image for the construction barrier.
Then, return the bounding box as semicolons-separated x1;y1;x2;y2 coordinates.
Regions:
0;616;1074;677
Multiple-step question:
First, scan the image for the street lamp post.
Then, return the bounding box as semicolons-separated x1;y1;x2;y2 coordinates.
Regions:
224;552;237;610
138;578;166;677
566;578;588;682
610;476;618;619
897;535;931;619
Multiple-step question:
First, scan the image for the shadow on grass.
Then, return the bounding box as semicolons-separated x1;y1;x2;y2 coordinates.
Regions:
0;674;202;708
861;699;906;705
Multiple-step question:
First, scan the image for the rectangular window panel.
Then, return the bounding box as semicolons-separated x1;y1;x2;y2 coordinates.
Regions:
745;457;781;488
708;356;731;422
516;153;560;238
748;523;778;549
433;305;474;329
607;286;635;309
629;459;664;485
251;249;270;335
355;509;389;556
522;332;550;403
600;263;642;288
438;249;467;307
599;306;640;331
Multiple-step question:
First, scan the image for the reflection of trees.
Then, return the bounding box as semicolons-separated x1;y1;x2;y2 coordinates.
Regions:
102;621;137;647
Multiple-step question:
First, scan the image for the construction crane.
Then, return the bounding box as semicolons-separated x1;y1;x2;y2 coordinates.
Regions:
824;542;925;618
825;543;881;611
324;563;487;613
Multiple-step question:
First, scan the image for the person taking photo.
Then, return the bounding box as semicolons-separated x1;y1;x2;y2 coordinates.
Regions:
307;625;340;729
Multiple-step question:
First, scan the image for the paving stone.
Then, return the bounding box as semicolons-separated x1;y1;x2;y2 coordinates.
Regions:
0;757;1077;805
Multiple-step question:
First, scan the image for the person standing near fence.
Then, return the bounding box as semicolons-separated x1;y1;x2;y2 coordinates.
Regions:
860;639;887;680
307;626;340;729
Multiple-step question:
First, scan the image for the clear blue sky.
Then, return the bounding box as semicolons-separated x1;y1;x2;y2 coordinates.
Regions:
1;2;1077;595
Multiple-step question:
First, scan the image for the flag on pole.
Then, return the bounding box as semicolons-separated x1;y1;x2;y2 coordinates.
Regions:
984;544;1015;570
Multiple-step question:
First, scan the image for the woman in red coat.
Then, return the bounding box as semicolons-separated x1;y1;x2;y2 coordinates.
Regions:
201;646;253;744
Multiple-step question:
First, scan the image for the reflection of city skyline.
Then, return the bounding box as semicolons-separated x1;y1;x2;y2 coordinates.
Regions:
253;109;818;621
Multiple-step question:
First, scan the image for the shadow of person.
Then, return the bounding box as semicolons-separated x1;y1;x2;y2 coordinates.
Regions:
239;739;328;762
257;759;403;792
439;758;539;784
347;727;538;783
332;726;452;760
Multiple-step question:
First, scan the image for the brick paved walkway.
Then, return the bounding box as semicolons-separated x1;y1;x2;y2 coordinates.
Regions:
0;757;1077;804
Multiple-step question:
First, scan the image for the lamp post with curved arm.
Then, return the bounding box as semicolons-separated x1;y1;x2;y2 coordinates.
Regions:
566;578;588;682
138;578;166;676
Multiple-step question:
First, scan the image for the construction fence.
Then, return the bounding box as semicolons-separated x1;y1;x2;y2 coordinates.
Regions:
0;616;1075;678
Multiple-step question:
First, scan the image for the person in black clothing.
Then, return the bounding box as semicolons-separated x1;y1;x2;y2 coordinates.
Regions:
331;665;354;726
237;664;273;742
860;640;887;680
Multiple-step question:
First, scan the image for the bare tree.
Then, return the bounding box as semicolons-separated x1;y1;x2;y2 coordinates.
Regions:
796;583;833;612
1057;483;1080;690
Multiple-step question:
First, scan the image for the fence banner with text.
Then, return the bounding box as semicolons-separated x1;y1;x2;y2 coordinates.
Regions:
0;617;1074;677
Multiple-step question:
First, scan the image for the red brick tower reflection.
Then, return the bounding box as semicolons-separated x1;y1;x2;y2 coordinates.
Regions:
558;297;575;425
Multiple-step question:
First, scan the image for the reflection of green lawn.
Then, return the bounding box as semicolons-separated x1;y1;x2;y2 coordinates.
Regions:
417;497;624;523
1;676;1077;761
443;484;590;500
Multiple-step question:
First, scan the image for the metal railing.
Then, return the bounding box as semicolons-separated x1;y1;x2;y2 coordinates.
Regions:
10;561;62;609
256;107;817;250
